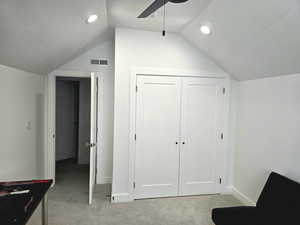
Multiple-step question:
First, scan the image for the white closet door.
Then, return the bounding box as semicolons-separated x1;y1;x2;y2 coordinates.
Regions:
179;77;224;196
135;76;181;199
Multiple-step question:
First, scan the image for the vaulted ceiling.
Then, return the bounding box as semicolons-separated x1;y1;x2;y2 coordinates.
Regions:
0;0;108;75
182;0;300;80
1;0;300;80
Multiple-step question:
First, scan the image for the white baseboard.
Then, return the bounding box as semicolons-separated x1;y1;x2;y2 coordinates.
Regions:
97;176;112;184
111;193;132;203
222;186;234;194
232;187;256;206
111;186;255;205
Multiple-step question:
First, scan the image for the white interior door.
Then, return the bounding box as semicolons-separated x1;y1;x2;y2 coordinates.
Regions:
134;76;181;199
89;72;98;204
179;77;224;196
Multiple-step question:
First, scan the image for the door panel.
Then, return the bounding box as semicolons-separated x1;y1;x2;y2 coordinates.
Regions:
89;73;98;204
179;78;224;196
135;76;181;199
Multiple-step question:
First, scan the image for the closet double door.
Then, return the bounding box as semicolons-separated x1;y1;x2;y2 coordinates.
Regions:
134;75;225;199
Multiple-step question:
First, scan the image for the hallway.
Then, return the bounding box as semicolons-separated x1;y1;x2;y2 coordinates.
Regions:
49;160;92;203
48;160;111;224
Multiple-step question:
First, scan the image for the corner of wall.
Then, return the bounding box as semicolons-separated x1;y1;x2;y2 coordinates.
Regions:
232;187;256;206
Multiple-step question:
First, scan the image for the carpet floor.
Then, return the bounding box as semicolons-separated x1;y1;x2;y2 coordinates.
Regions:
29;160;242;225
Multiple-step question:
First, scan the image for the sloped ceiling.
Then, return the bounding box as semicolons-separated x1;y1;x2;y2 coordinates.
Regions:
1;0;300;80
0;0;108;75
182;0;300;80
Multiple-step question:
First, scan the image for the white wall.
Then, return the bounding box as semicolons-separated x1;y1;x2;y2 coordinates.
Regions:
0;64;45;181
112;28;230;200
234;73;300;203
228;79;239;187
57;40;115;183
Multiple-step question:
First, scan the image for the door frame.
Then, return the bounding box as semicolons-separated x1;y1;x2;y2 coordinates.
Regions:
127;67;231;201
46;70;104;186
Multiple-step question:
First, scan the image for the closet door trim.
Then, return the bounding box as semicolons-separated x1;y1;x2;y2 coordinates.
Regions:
127;67;230;202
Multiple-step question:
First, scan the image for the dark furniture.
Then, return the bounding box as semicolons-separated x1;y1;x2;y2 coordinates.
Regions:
212;172;300;225
0;180;52;225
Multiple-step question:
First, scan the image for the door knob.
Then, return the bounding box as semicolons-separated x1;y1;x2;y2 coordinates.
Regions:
85;142;96;148
182;142;186;145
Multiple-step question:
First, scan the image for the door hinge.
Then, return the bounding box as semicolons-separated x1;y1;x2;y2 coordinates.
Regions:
219;178;222;184
133;182;136;189
134;134;137;141
136;86;138;92
221;133;224;140
223;87;226;94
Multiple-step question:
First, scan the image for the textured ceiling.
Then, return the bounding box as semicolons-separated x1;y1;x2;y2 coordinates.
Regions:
1;0;300;80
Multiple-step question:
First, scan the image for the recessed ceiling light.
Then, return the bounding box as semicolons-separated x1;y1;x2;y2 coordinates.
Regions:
200;25;211;35
87;14;98;24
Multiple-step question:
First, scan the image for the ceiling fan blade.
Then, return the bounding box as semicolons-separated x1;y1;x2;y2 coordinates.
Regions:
138;0;169;18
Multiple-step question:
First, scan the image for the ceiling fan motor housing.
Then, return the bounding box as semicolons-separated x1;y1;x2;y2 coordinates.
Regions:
169;0;189;3
137;0;189;19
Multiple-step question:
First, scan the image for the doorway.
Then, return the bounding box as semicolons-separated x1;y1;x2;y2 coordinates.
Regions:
48;72;108;204
54;77;91;202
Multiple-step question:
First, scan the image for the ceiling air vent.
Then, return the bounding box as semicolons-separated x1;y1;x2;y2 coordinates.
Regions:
90;59;108;65
99;59;108;65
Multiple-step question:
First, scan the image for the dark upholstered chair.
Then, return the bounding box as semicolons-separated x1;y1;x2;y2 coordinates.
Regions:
212;172;300;225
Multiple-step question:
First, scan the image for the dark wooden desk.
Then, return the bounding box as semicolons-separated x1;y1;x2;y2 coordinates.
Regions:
0;180;52;225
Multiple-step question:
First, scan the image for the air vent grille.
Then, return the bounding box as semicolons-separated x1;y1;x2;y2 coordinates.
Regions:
99;59;108;65
90;59;108;65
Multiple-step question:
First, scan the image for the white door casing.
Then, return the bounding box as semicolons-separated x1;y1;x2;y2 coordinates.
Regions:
134;76;181;199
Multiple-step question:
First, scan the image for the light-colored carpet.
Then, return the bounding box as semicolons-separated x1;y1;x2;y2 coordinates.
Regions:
30;160;242;225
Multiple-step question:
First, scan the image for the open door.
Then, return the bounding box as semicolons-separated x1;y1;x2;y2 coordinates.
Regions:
89;72;98;204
